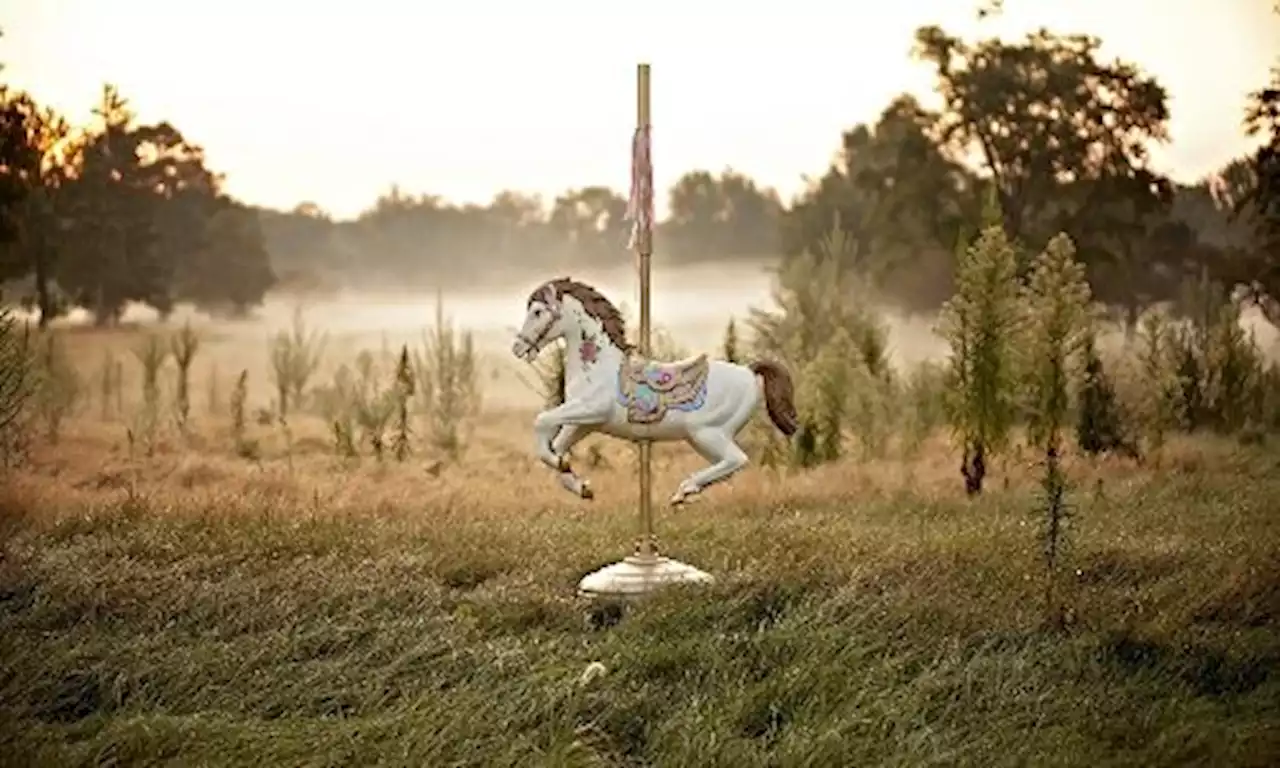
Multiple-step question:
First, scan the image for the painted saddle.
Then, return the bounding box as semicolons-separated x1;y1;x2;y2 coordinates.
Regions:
616;353;710;424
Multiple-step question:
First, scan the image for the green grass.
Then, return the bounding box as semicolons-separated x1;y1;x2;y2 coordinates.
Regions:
1;438;1278;767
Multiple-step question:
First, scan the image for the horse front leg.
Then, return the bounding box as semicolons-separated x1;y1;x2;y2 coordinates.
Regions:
551;423;598;499
532;399;606;496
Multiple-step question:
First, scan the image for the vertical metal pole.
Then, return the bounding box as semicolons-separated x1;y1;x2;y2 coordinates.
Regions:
635;63;655;560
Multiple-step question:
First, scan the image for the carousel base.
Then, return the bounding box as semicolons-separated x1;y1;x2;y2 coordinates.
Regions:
577;554;713;598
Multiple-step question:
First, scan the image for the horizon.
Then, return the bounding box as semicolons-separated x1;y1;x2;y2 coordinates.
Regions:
1;0;1277;221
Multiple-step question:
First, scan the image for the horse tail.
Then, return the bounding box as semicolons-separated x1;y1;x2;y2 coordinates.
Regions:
749;359;799;437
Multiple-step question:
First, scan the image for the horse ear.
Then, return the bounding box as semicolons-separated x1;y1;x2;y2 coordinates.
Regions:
540;283;558;305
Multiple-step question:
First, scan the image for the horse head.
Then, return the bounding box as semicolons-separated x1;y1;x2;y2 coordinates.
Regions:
512;277;633;364
512;279;570;363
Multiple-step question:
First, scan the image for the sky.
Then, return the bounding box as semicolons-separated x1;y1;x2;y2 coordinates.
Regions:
1;0;1277;221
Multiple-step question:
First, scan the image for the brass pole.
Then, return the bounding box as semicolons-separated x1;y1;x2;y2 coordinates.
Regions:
636;63;655;560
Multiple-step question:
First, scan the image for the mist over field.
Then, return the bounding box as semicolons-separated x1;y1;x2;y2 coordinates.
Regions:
15;258;958;409
18;256;1278;415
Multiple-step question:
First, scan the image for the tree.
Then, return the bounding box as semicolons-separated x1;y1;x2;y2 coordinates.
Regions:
1230;64;1280;326
0;88;31;248
665;169;782;262
54;85;162;325
138;121;224;318
548;186;628;263
177;198;276;317
783;95;980;313
36;84;265;323
0;87;76;326
911;25;1173;285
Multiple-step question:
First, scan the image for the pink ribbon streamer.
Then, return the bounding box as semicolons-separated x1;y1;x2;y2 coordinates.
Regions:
626;124;654;253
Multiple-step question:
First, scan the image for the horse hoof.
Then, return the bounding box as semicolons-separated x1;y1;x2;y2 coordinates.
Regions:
581;482;594;500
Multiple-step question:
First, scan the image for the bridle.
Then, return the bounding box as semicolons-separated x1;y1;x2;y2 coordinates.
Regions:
517;299;561;353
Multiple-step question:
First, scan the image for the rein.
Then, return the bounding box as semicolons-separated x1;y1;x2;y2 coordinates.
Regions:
519;302;562;352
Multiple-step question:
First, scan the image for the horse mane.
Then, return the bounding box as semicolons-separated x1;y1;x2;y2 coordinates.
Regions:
529;277;634;354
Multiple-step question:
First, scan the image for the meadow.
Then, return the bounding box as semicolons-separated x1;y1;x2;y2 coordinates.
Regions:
0;298;1278;768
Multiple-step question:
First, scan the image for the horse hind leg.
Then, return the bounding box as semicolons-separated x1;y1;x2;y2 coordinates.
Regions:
552;423;597;499
671;427;749;506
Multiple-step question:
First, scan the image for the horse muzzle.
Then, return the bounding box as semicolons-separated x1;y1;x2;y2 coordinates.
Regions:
512;337;538;362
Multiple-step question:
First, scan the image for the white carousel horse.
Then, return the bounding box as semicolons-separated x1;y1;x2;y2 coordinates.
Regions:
510;277;799;505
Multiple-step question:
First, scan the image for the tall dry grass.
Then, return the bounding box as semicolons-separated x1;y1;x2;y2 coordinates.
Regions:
0;277;1278;764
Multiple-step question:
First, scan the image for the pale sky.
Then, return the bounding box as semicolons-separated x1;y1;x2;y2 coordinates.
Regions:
1;0;1277;220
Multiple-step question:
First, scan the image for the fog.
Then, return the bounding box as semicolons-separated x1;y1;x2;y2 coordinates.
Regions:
24;262;951;409
24;260;1279;411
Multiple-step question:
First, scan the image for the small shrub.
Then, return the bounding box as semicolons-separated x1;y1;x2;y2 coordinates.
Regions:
132;333;169;455
1249;360;1280;434
901;361;947;455
848;364;897;460
794;329;855;466
170;321;200;434
229;369;257;459
269;306;326;420
0;307;34;466
356;393;394;462
1204;302;1263;433
314;365;359;459
1135;310;1179;452
748;219;887;468
98;351;120;421
31;331;80;444
1076;331;1134;459
415;294;481;459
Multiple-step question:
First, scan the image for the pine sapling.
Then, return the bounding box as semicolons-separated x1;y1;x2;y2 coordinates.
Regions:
1076;332;1135;459
1205;302;1263;433
937;193;1023;494
1022;232;1091;630
1136;311;1177;452
393;344;415;461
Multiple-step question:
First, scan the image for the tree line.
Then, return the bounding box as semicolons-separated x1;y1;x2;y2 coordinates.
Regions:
0;76;275;327
2;21;1278;328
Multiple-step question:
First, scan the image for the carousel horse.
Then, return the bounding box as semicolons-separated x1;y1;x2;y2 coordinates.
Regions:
510;277;799;505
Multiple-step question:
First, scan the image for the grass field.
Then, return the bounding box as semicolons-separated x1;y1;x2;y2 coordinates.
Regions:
1;327;1279;767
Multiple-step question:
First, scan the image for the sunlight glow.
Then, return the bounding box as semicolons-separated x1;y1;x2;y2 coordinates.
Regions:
1;0;1276;219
